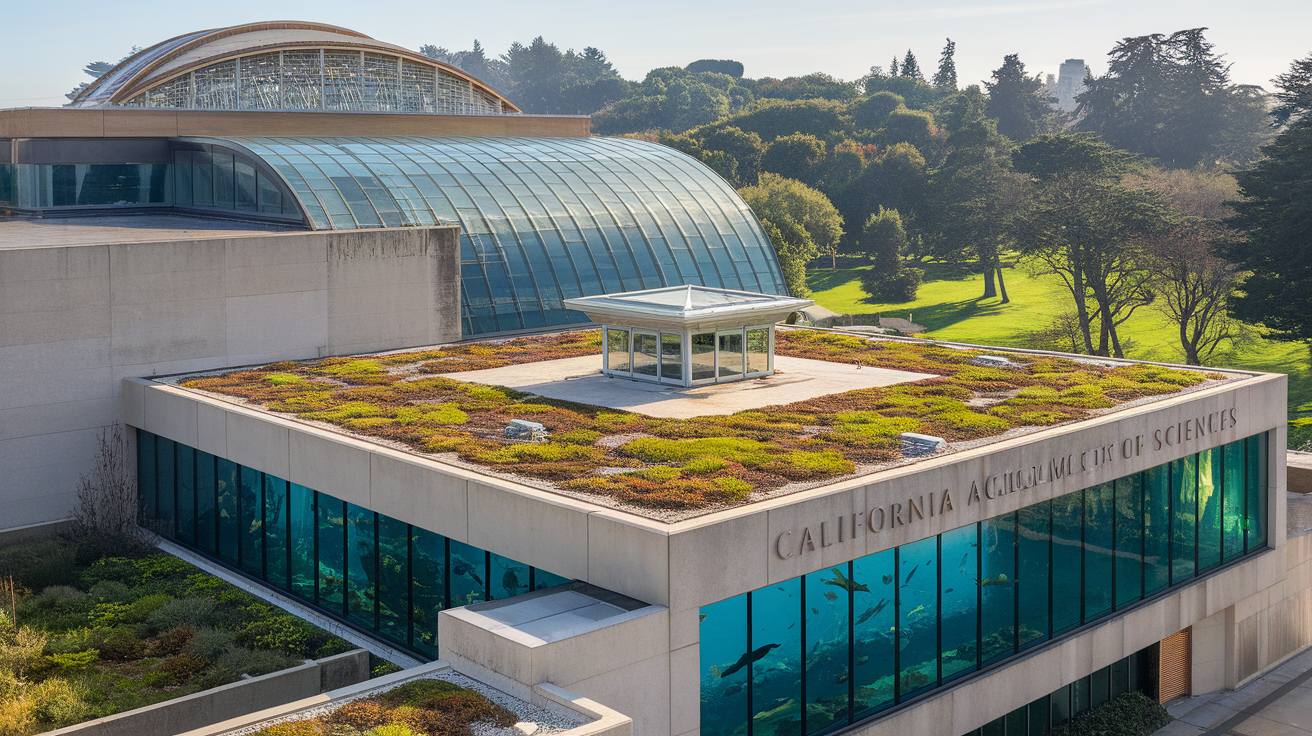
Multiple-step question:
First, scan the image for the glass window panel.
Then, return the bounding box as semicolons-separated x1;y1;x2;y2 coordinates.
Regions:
239;466;263;576
175;445;195;545
941;525;979;680
192;153;214;207
137;431;156;522
981;716;1005;736
1112;657;1130;698
805;566;850;733
1172;456;1198;584
533;568;571;590
216;458;239;566
489;554;531;600
1092;665;1110;708
660;332;683;384
1115;475;1144;609
449;540;487;607
1084;482;1114;621
316;494;346;614
853;549;895;716
377;515;409;644
289;484;315;602
1005;707;1027;736
175;157;193;205
155;437;175;537
1050;684;1071;727
1029;695;1050;736
257;170;283;214
1052;492;1083;634
1198;449;1223;570
1144;465;1172;595
980;514;1016;664
283;52;322;110
214;152;235;209
632;332;659;378
752;579;801;736
1223;440;1245;561
606;328;630;373
1017;501;1050;648
746;328;770;374
239;52;280;109
195;450;215;554
718;331;744;379
691;332;716;381
264;475;288;589
700;594;749;736
1247;434;1267;552
898;536;937;699
346;503;376;627
1073;675;1091;715
411;527;446;657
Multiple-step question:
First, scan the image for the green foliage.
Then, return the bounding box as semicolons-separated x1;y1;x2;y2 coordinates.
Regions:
1048;691;1172;736
686;59;744;78
0;540;78;591
394;404;469;426
622;437;771;466
739;173;845;297
147;597;218;632
850;91;904;130
857;207;923;302
760;133;827;185
47;649;99;671
554;429;602;446
984;54;1055;142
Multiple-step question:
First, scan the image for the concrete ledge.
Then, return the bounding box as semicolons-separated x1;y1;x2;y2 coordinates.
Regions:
1289;450;1312;494
534;683;633;736
0;518;73;546
44;649;369;736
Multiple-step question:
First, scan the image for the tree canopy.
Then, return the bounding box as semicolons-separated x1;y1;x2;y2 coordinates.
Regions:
737;174;844;297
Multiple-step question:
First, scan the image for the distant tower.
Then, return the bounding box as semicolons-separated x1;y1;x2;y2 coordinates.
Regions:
1054;59;1089;112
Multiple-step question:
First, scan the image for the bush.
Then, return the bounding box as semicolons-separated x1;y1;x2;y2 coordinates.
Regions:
858;267;924;303
149;624;195;656
1048;691;1171;736
185;627;236;661
326;700;389;730
89;625;144;661
148;597;219;632
236;609;326;656
28;677;90;728
215;646;301;678
0;540;78;591
159;652;208;682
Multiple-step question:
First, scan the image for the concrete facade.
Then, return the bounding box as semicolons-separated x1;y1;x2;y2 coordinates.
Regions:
123;365;1296;736
2;225;460;528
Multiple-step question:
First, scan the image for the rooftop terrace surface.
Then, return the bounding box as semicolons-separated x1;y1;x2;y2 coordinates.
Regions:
170;329;1244;522
0;214;295;249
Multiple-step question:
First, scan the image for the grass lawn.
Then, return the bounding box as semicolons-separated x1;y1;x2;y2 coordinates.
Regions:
807;260;1312;448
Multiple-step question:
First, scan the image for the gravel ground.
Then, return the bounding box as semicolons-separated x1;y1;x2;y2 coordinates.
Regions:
223;669;588;736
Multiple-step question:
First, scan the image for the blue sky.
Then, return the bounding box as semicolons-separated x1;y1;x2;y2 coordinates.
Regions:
2;0;1307;107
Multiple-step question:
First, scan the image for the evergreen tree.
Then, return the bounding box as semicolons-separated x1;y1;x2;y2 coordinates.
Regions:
1228;53;1312;345
933;39;958;90
889;57;900;77
984;54;1056;142
901;50;923;80
857;208;923;301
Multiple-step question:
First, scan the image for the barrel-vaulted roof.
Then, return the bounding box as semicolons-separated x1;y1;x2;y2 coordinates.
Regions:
69;21;519;113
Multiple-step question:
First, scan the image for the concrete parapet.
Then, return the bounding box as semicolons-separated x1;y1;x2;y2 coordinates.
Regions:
1289;451;1312;494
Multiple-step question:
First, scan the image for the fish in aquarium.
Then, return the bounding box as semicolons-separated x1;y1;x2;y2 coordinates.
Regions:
856;608;877;625
812;607;819;614
882;574;893;585
823;567;869;594
719;643;780;678
722;682;744;697
907;604;926;618
976;573;1015;586
823;591;838;602
944;588;954;594
959;553;969;568
788;622;795;629
903;565;919;585
834;673;849;684
502;568;521;597
450;556;484;587
700;614;708;623
856;655;870;665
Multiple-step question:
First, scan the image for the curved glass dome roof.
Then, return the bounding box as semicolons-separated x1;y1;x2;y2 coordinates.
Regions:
207;135;788;336
69;21;517;115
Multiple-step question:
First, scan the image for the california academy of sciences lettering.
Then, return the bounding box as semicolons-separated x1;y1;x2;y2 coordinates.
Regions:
0;20;1308;736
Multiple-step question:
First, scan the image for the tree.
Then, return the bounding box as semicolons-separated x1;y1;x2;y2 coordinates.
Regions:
760;133;826;186
850;91;904;131
1147;221;1243;364
1228;53;1312;346
687;59;744;78
1012;134;1171;357
984;54;1055;142
73;422;138;536
699;126;766;185
738;173;845;297
857;208;923;301
901;50;923;81
890;57;900;78
933;39;958;90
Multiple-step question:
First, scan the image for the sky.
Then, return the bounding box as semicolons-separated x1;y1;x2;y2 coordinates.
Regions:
2;0;1308;107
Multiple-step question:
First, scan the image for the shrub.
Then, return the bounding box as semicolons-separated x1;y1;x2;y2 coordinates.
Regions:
159;652;209;682
28;677;90;728
236;609;329;657
149;624;195;656
123;593;173;624
1048;691;1171;736
186;626;237;661
0;540;77;591
216;646;301;678
148;597;219;632
90;625;144;661
376;679;466;707
46;649;99;671
326;700;389;730
364;724;421;736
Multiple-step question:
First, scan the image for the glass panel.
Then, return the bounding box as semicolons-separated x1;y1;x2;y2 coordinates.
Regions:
1073;675;1090;715
176;445;195;545
718;330;744;379
1112;657;1130;698
1084;482;1114;620
805;566;849;733
377;514;409;643
898;536;937;699
1050;684;1071;727
534;568;571;590
1247;434;1267;552
1092;665;1110;708
239;466;263;576
411;527;446;657
980;514;1015;664
263;475;287;588
234;160;258;211
753;579;801;736
156;437;175;537
216;458;239;566
490;554;530;600
632;332;659;378
1115;475;1144;608
195;450;216;554
137;431;156;524
1144;465;1171;594
1051;491;1083;634
853;549;895;716
660;332;683;384
941;525;978;680
1172;456;1197;583
316;494;346;614
214;151;235;209
1005;707;1027;736
691;332;716;381
1198;449;1222;570
1029;695;1049;736
606;328;630;373
700;593;749;736
982;716;1005;736
449;540;487;606
289;483;315;601
346;503;376;627
746;328;770;374
1017;501;1050;647
1223;440;1245;561
257;170;284;214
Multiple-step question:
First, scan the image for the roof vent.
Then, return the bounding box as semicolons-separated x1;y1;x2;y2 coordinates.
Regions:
900;432;947;457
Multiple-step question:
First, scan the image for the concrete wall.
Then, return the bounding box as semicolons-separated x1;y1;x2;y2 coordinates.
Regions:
1289;450;1312;493
44;649;369;736
1;226;459;529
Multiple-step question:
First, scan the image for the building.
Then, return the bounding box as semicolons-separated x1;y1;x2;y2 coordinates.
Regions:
1053;58;1090;112
2;21;1310;736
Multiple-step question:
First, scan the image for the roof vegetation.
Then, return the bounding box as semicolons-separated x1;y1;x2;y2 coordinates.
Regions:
179;330;1219;512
